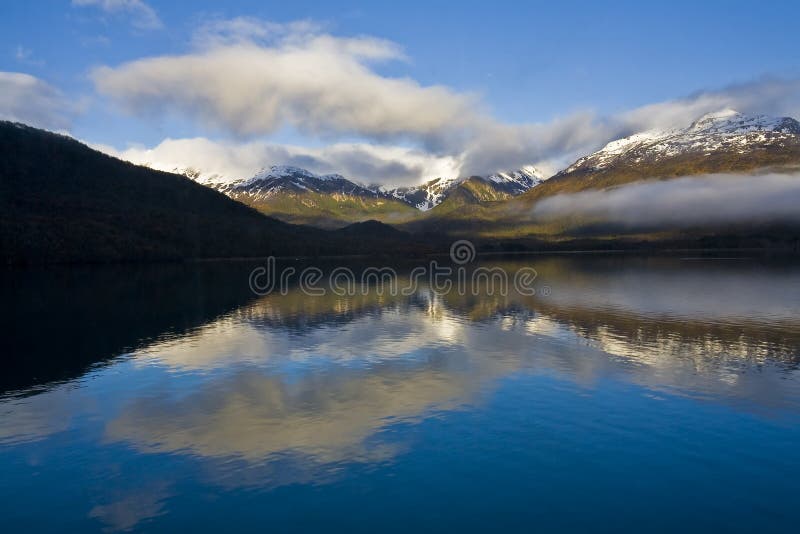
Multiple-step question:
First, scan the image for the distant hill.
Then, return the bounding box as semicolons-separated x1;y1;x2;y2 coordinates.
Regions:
0;122;345;263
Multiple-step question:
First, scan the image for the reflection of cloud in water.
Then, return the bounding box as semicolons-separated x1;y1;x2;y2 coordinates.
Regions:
104;286;800;477
579;325;800;408
0;385;91;445
532;258;800;326
88;483;172;533
106;365;476;463
3;261;800;490
133;299;466;371
107;303;521;465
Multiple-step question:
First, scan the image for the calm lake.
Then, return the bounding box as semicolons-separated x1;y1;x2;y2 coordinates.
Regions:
2;255;800;532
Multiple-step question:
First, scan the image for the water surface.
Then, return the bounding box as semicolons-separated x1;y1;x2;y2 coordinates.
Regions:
2;256;800;532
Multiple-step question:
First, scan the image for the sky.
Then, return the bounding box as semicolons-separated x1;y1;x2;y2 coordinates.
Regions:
2;0;800;185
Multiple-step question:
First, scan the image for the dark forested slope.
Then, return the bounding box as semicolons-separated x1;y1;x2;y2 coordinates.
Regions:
0;122;341;263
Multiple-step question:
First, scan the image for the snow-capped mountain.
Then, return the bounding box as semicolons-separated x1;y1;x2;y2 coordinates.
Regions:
192;165;419;228
520;109;800;205
563;109;800;175
375;177;461;211
376;166;544;210
209;165;380;200
485;166;545;194
188;164;545;212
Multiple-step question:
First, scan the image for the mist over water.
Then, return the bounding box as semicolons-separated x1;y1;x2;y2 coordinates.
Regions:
2;257;800;532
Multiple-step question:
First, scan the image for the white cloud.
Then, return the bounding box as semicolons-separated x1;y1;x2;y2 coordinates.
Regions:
72;0;163;30
190;17;325;49
0;72;76;130
621;78;800;134
95;137;461;186
468;77;800;179
91;19;480;150
532;172;800;229
460;112;617;178
93;76;800;185
92;26;482;146
87;18;800;184
90;18;588;180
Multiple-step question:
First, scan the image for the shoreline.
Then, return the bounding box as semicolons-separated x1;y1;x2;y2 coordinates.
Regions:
3;245;799;269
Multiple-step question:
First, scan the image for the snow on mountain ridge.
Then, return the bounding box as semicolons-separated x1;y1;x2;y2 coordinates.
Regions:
687;109;798;134
247;165;345;184
486;166;545;192
377;167;544;210
564;110;800;174
224;165;381;202
377;176;461;211
240;165;347;190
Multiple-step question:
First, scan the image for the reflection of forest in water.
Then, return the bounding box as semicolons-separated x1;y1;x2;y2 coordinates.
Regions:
5;257;800;396
2;256;800;532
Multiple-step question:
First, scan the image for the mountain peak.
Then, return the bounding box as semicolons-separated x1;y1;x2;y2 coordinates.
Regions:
485;166;544;194
687;109;799;135
693;108;741;123
249;165;345;184
563;110;800;175
376;167;543;211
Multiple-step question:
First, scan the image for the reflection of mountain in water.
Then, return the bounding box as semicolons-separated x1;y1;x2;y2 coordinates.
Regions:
2;256;800;491
1;262;262;393
234;257;800;372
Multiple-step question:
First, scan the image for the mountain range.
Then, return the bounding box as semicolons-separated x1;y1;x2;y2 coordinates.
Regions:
376;166;543;210
520;109;800;205
174;163;545;228
0;122;432;263
170;109;800;231
3;109;800;263
412;109;800;241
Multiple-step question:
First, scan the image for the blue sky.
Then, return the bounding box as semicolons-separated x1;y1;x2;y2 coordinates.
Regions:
2;1;800;184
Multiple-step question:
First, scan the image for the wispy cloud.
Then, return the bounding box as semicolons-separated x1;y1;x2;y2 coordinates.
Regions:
0;72;77;130
92;19;475;151
13;46;44;66
620;77;800;134
94;137;461;186
72;0;163;30
463;77;800;178
531;172;800;230
190;17;325;49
